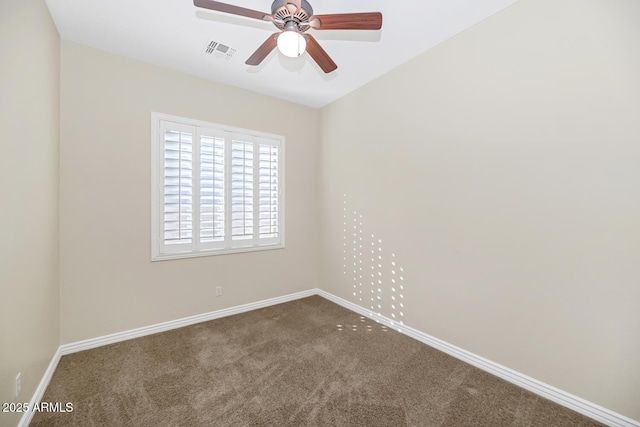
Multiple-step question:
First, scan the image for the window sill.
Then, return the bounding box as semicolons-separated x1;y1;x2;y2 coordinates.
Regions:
151;244;285;262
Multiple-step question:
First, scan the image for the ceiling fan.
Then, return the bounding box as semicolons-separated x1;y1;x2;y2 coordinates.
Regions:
194;0;383;73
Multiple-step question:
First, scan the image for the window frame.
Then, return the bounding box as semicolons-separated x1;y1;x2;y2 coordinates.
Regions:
151;112;285;261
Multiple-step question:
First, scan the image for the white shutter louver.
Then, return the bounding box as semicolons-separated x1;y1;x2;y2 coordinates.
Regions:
163;128;193;250
152;113;284;260
199;134;225;245
258;143;279;243
231;139;254;243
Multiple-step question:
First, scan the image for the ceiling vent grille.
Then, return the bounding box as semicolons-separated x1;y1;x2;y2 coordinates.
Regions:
203;41;236;60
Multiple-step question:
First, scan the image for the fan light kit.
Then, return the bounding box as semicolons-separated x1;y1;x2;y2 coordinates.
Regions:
277;21;306;57
194;0;383;73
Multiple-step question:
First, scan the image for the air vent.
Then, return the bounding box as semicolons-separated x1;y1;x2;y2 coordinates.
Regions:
203;40;236;60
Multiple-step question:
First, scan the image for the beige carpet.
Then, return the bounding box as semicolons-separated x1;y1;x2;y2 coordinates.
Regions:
31;296;603;426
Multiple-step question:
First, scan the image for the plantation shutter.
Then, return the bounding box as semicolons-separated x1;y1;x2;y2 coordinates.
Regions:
153;114;284;260
230;136;255;246
160;121;194;254
257;139;280;245
198;129;226;251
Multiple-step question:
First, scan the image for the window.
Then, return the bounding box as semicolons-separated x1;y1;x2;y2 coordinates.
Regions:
151;113;284;260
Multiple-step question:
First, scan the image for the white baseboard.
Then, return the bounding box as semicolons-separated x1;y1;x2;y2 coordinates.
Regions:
22;288;638;427
18;347;62;427
316;289;639;427
59;289;316;355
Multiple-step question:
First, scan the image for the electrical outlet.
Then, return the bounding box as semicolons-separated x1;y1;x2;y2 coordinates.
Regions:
15;372;21;398
215;286;222;296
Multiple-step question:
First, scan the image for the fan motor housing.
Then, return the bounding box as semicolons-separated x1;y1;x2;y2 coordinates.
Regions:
271;0;313;32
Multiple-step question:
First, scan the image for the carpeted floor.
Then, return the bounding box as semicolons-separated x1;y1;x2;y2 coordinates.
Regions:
31;296;604;426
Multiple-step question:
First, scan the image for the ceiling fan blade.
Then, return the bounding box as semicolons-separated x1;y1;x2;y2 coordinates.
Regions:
309;12;383;30
193;0;273;21
305;34;337;73
245;33;279;66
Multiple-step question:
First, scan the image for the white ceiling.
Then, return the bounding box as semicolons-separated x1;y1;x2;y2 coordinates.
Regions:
44;0;520;109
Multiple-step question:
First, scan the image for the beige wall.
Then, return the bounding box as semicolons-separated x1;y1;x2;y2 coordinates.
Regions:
319;0;640;420
0;0;60;425
59;41;320;344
